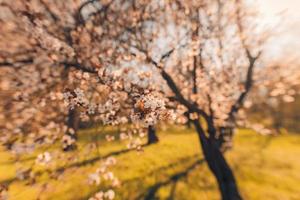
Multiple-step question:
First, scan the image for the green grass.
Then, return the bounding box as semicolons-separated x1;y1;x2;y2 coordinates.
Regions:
1;126;300;200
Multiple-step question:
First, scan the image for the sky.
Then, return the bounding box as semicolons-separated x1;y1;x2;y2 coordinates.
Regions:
258;0;300;60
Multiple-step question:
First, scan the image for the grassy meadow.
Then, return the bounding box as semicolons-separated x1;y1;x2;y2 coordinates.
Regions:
1;126;300;200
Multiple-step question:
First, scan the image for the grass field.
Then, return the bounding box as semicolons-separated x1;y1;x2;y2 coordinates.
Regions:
1;126;300;200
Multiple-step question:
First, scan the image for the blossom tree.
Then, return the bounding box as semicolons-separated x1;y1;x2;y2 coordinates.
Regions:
246;59;300;134
0;0;161;153
1;0;300;200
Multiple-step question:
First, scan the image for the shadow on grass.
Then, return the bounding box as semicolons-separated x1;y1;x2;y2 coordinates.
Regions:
0;144;149;187
0;177;16;187
137;159;205;200
0;156;36;165
82;155;205;200
124;155;200;184
55;143;149;174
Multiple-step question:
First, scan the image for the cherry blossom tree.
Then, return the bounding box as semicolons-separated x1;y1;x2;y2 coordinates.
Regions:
1;0;300;200
0;0;161;153
246;59;300;134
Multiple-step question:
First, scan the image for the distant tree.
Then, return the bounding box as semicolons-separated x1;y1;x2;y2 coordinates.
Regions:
247;62;300;134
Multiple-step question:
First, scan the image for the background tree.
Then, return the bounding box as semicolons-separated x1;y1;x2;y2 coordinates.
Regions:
246;60;300;134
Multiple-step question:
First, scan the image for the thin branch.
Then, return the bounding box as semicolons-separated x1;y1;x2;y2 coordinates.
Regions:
61;61;97;74
228;0;263;121
0;58;33;68
39;0;60;22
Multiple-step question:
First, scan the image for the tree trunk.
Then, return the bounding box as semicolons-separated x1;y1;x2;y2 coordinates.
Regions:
184;112;192;129
193;120;242;200
186;119;192;129
273;104;283;134
147;125;159;144
218;126;235;152
63;108;79;151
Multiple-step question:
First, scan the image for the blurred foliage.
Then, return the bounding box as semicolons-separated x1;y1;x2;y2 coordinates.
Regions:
249;94;300;132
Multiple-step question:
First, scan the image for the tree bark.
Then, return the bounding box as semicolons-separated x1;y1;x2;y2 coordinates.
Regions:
147;125;159;145
217;126;234;152
193;120;242;200
273;99;283;134
184;112;192;129
63;107;79;151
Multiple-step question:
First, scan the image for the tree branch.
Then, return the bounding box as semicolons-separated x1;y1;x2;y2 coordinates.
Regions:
61;61;97;74
228;52;261;120
0;58;34;68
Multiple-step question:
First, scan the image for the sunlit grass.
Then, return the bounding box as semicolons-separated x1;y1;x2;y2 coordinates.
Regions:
1;127;300;200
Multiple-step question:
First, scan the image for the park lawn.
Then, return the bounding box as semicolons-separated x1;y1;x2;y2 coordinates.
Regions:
1;126;300;200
